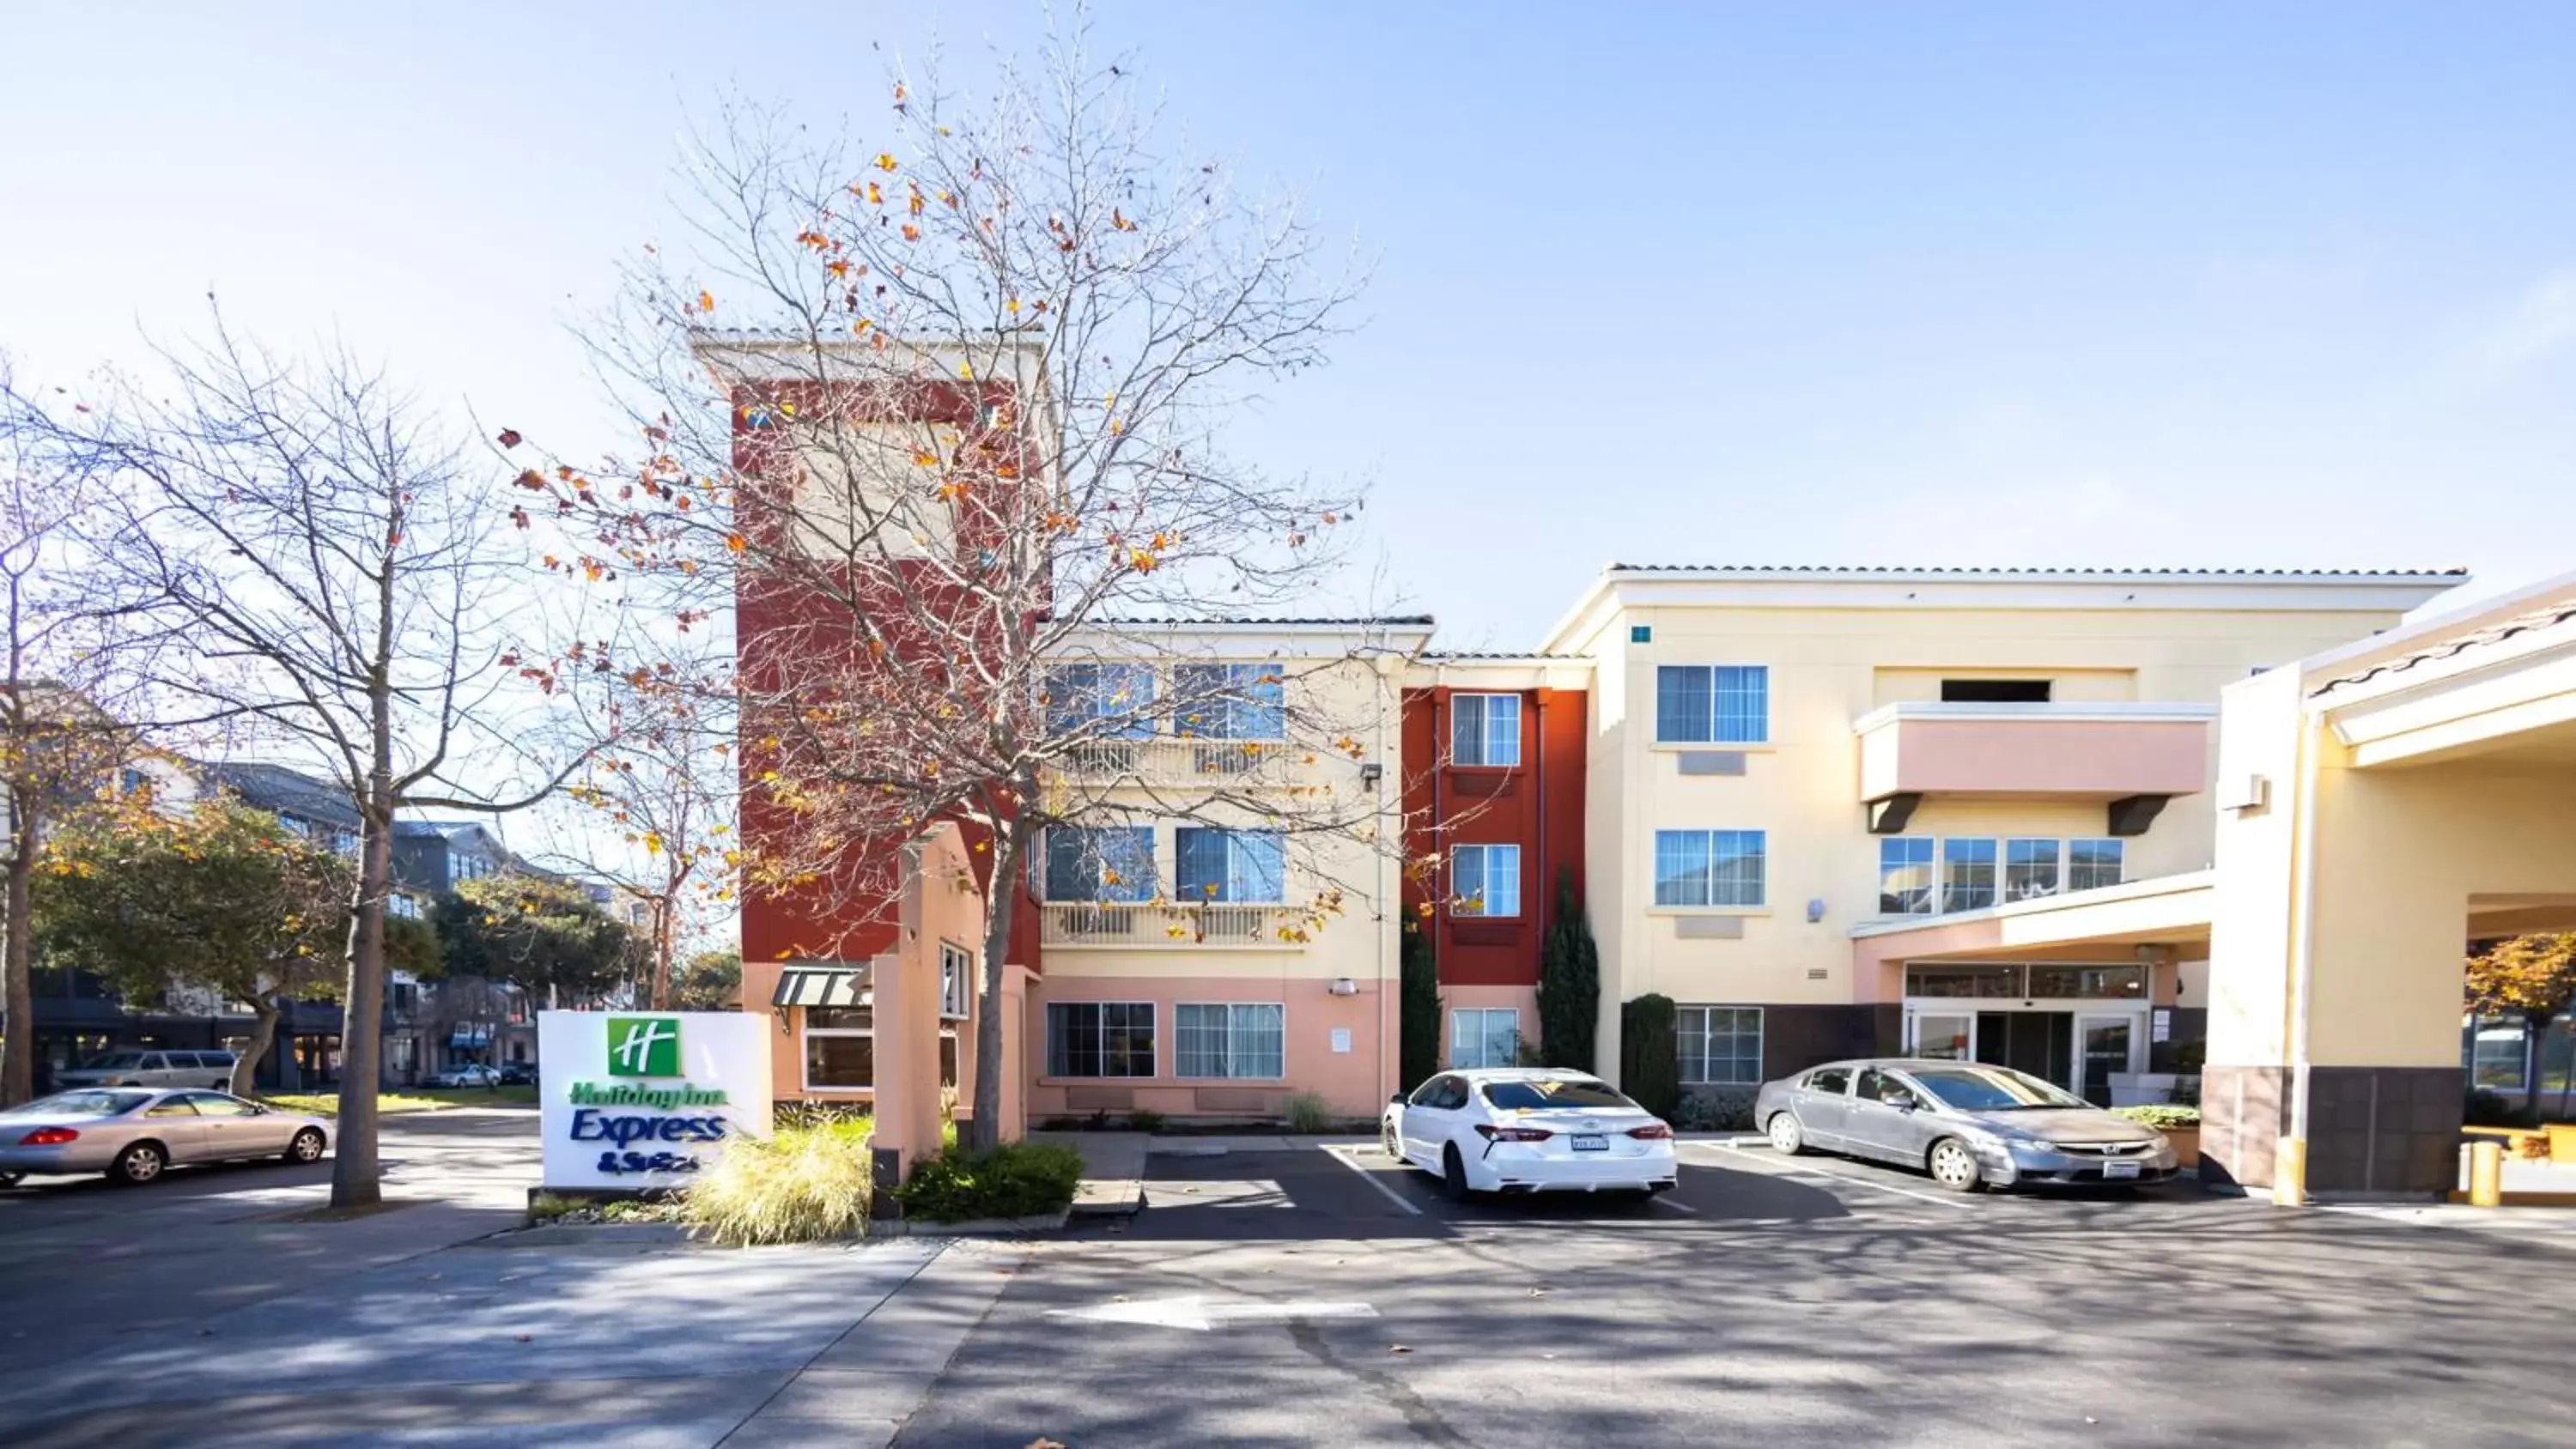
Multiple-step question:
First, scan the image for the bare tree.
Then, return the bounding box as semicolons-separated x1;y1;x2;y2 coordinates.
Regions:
7;318;598;1204
0;390;138;1106
523;27;1402;1149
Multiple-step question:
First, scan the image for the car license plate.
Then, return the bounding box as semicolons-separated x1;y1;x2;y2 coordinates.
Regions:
1571;1134;1608;1152
2103;1160;2142;1180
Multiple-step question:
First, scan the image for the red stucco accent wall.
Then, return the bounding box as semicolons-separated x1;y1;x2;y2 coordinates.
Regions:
1399;686;1588;986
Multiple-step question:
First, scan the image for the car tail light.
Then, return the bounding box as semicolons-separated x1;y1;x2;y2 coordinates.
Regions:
1627;1123;1674;1140
20;1127;77;1146
1474;1124;1554;1143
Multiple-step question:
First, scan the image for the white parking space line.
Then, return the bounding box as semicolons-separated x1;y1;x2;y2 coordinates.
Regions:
1321;1144;1425;1217
1697;1140;1976;1210
1649;1194;1698;1216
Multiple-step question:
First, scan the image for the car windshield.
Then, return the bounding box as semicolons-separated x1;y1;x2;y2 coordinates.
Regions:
23;1088;155;1116
80;1052;148;1070
1907;1066;2088;1111
1480;1079;1638;1111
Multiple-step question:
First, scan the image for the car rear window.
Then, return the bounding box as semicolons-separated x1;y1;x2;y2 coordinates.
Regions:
1480;1079;1638;1111
29;1088;155;1115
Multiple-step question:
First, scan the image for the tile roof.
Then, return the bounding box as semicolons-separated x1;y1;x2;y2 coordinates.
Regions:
1420;651;1588;661
199;761;361;830
1604;564;2467;579
2312;598;2576;698
1082;615;1437;627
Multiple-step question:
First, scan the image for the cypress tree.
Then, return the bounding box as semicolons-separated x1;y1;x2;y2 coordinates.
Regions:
1537;864;1599;1070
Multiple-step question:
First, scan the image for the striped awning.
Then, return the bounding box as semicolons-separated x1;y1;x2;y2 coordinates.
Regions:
772;967;871;1009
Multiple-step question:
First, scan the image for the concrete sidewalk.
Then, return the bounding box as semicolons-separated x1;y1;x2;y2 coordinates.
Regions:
1030;1131;1148;1216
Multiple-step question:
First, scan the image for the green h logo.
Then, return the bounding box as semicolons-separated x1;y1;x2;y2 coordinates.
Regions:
608;1016;681;1077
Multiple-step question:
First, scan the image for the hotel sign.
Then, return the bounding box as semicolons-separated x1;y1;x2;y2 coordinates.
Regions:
538;1010;773;1191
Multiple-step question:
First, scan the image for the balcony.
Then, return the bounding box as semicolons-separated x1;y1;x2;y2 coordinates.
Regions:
1855;702;2214;835
1053;737;1295;787
1039;900;1315;948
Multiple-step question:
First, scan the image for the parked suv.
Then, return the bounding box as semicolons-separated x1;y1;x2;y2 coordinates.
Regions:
55;1050;238;1092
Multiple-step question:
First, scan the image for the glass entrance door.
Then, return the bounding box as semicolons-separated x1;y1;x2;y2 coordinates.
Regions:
1908;1012;1976;1061
2075;1015;2136;1106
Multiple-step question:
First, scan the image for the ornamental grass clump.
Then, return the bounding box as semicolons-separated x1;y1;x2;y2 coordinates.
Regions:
683;1116;874;1246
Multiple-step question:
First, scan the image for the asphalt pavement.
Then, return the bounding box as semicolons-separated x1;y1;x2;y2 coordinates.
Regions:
889;1138;2576;1447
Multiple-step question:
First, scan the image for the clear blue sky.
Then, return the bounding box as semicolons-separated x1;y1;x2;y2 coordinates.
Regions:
8;2;2574;647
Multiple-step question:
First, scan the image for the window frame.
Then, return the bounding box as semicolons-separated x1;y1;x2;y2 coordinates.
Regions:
1675;1004;1765;1086
2003;837;2062;902
938;941;973;1021
1042;825;1158;904
1653;829;1768;909
1175;827;1288;905
801;1005;875;1094
1170;661;1287;743
1449;1007;1522;1070
1941;838;1999;913
1449;693;1523;768
1878;836;1935;915
1172;1001;1288;1082
2067;838;2125;893
1450;843;1522;919
1654;664;1771;745
1044;662;1158;741
1044;1000;1158;1080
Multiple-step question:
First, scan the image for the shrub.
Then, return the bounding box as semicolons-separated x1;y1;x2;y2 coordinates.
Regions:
1284;1092;1333;1134
1620;994;1681;1119
896;1141;1084;1223
682;1116;874;1246
2112;1104;2201;1131
1126;1108;1166;1135
1399;925;1441;1091
1672;1087;1757;1132
1537;865;1599;1071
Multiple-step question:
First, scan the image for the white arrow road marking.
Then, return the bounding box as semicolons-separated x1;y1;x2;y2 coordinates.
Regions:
1046;1295;1380;1331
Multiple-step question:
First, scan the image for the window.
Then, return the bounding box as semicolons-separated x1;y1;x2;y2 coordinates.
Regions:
1905;964;2023;998
2004;839;2060;901
1855;1067;1920;1107
1805;1066;1851;1095
1941;839;1997;912
1451;844;1522;918
1655;665;1769;744
1879;838;1935;915
1043;827;1156;902
1940;679;2050;703
1676;1006;1764;1085
1653;830;1765;907
1450;1008;1521;1068
2026;965;2147;999
1175;1003;1285;1079
804;1006;873;1090
1176;828;1287;903
180;1092;258;1116
1450;694;1522;767
1047;1002;1157;1078
939;942;973;1020
1171;663;1285;741
1630;625;1652;644
1045;663;1157;739
1482;1078;1637;1110
2468;1017;2527;1091
2067;839;2124;893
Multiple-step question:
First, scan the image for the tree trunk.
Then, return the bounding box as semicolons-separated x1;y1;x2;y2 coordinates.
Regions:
2;800;35;1108
234;996;283;1096
967;816;1025;1153
651;897;674;1010
329;720;396;1207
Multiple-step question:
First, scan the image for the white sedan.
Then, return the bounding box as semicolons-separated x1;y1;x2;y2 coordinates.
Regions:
1382;1068;1677;1199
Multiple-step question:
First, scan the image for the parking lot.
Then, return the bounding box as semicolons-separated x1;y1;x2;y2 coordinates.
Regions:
894;1139;2576;1448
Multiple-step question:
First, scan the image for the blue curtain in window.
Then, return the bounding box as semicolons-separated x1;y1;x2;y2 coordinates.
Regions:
1656;666;1710;743
1712;666;1768;743
1654;831;1710;906
1176;829;1285;902
1047;664;1157;738
1046;827;1155;901
1172;663;1284;740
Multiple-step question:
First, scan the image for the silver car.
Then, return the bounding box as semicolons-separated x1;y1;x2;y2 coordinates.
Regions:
1753;1058;2179;1192
0;1088;331;1187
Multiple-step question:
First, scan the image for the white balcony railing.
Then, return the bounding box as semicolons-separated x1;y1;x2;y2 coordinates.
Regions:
1054;737;1287;785
1040;900;1313;947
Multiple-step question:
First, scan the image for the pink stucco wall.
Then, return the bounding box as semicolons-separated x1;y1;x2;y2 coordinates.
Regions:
1439;983;1540;1066
1861;715;2208;800
1028;974;1397;1122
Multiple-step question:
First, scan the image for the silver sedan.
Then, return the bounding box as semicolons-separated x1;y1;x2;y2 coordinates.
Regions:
1753;1058;2179;1192
0;1088;331;1187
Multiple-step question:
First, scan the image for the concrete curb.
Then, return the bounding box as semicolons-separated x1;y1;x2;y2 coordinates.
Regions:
482;1222;699;1247
872;1209;1071;1237
1069;1185;1146;1218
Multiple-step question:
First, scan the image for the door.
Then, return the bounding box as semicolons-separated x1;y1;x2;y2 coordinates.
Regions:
1795;1066;1856;1147
1908;1013;1976;1062
179;1092;287;1156
1843;1067;1938;1165
2075;1016;2136;1106
1401;1075;1462;1167
137;1096;209;1161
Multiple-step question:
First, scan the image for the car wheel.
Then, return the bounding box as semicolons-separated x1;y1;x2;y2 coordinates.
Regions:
1766;1112;1808;1156
1441;1144;1473;1200
1928;1138;1984;1193
111;1141;167;1186
283;1128;327;1164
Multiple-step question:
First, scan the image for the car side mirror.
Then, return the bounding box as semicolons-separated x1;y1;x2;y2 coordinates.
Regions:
1880;1092;1916;1110
1389;1092;1406;1105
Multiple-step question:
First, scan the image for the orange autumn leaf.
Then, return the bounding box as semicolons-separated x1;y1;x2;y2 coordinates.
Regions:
696;289;715;312
866;181;884;205
874;152;897;172
726;533;748;553
901;223;921;241
496;427;523;448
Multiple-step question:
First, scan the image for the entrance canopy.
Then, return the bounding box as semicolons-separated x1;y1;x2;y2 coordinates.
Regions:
1851;872;2215;997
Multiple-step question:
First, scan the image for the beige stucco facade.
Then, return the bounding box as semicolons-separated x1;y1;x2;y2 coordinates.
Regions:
1538;570;2455;1081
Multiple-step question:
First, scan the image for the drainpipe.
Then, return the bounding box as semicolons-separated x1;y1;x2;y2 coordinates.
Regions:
1376;659;1395;1104
2275;705;2326;1207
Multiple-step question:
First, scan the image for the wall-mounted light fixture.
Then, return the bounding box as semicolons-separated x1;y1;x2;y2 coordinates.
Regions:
1359;762;1383;790
1327;977;1359;997
1807;898;1827;924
